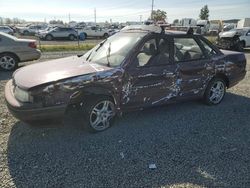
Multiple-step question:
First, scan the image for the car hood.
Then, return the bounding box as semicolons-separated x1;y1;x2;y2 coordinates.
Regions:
219;30;237;38
13;56;111;90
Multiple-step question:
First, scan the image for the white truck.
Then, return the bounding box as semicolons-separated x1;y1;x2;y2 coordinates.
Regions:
196;20;210;35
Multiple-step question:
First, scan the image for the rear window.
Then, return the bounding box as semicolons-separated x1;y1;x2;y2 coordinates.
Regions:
174;38;205;62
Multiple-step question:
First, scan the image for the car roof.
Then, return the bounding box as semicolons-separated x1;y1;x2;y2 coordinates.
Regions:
0;32;17;40
120;25;197;36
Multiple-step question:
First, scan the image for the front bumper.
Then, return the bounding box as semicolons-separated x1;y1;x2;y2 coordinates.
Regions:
5;80;66;122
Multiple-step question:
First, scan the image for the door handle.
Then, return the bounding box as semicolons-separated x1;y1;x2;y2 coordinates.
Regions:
163;71;175;78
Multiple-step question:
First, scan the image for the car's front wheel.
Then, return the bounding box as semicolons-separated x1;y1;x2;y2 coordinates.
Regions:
45;34;53;41
82;96;116;132
204;78;226;105
69;34;76;41
0;53;18;71
103;33;109;38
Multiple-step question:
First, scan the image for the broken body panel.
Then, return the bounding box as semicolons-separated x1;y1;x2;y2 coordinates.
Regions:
5;30;247;122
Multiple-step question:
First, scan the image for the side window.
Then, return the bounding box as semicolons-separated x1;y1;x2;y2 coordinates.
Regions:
136;38;157;67
174;38;205;62
199;39;217;57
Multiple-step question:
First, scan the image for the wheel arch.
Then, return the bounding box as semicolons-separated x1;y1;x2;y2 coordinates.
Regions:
0;52;20;62
68;86;118;107
240;40;246;47
213;73;229;88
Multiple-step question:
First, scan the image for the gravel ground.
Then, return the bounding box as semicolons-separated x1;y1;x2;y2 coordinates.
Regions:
0;52;250;188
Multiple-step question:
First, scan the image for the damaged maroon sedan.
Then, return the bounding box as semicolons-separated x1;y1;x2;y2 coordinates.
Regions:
5;25;246;132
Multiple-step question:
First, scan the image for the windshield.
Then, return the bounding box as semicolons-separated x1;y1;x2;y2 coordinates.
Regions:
83;32;145;67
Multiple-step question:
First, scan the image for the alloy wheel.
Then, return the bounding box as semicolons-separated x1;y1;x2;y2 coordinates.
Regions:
0;56;16;70
209;80;225;104
89;100;115;131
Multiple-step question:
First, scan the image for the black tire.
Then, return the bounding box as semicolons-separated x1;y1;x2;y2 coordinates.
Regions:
45;34;53;41
83;33;87;39
23;30;29;35
0;53;18;71
69;34;76;41
103;33;109;38
204;77;226;105
81;96;116;133
237;41;245;52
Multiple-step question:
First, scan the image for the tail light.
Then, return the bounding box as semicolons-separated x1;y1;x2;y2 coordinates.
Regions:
28;42;37;49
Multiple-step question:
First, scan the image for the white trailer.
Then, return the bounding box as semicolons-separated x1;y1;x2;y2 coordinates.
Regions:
179;18;197;27
237;18;250;28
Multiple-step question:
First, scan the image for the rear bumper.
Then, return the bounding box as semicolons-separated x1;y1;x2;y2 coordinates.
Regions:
228;70;246;88
17;49;41;62
5;80;66;122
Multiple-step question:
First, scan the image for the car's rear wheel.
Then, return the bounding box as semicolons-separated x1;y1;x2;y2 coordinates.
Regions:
82;96;116;133
45;34;53;41
0;53;18;71
23;30;29;35
69;34;75;41
103;33;109;38
204;78;226;105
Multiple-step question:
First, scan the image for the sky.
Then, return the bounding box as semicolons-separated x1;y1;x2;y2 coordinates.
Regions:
0;0;249;23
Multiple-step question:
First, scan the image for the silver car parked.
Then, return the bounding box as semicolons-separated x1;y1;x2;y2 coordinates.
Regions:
38;27;77;41
0;32;41;71
0;26;14;35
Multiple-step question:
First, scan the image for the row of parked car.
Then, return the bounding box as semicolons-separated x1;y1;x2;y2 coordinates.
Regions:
36;26;117;41
0;24;118;41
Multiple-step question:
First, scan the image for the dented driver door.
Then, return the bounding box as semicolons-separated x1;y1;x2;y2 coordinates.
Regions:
121;36;178;109
121;64;178;109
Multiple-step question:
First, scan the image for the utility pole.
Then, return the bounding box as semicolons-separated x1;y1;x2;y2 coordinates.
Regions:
94;8;96;25
68;13;71;23
139;15;142;23
151;0;154;20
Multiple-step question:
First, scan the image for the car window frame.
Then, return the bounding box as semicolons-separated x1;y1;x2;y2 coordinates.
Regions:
197;35;222;56
132;34;173;68
173;35;208;63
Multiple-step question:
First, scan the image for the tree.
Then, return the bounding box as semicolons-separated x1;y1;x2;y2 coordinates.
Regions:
199;5;209;20
151;9;167;22
5;18;12;24
49;20;64;25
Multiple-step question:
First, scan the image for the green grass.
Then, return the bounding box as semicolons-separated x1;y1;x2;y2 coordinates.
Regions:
39;44;95;52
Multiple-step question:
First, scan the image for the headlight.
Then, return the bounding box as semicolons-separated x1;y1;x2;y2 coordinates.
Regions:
14;87;33;102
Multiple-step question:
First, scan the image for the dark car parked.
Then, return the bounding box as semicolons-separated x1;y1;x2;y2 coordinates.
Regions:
5;25;246;132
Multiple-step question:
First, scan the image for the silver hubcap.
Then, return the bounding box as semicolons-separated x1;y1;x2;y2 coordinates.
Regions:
90;100;115;131
0;56;16;70
209;81;225;104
